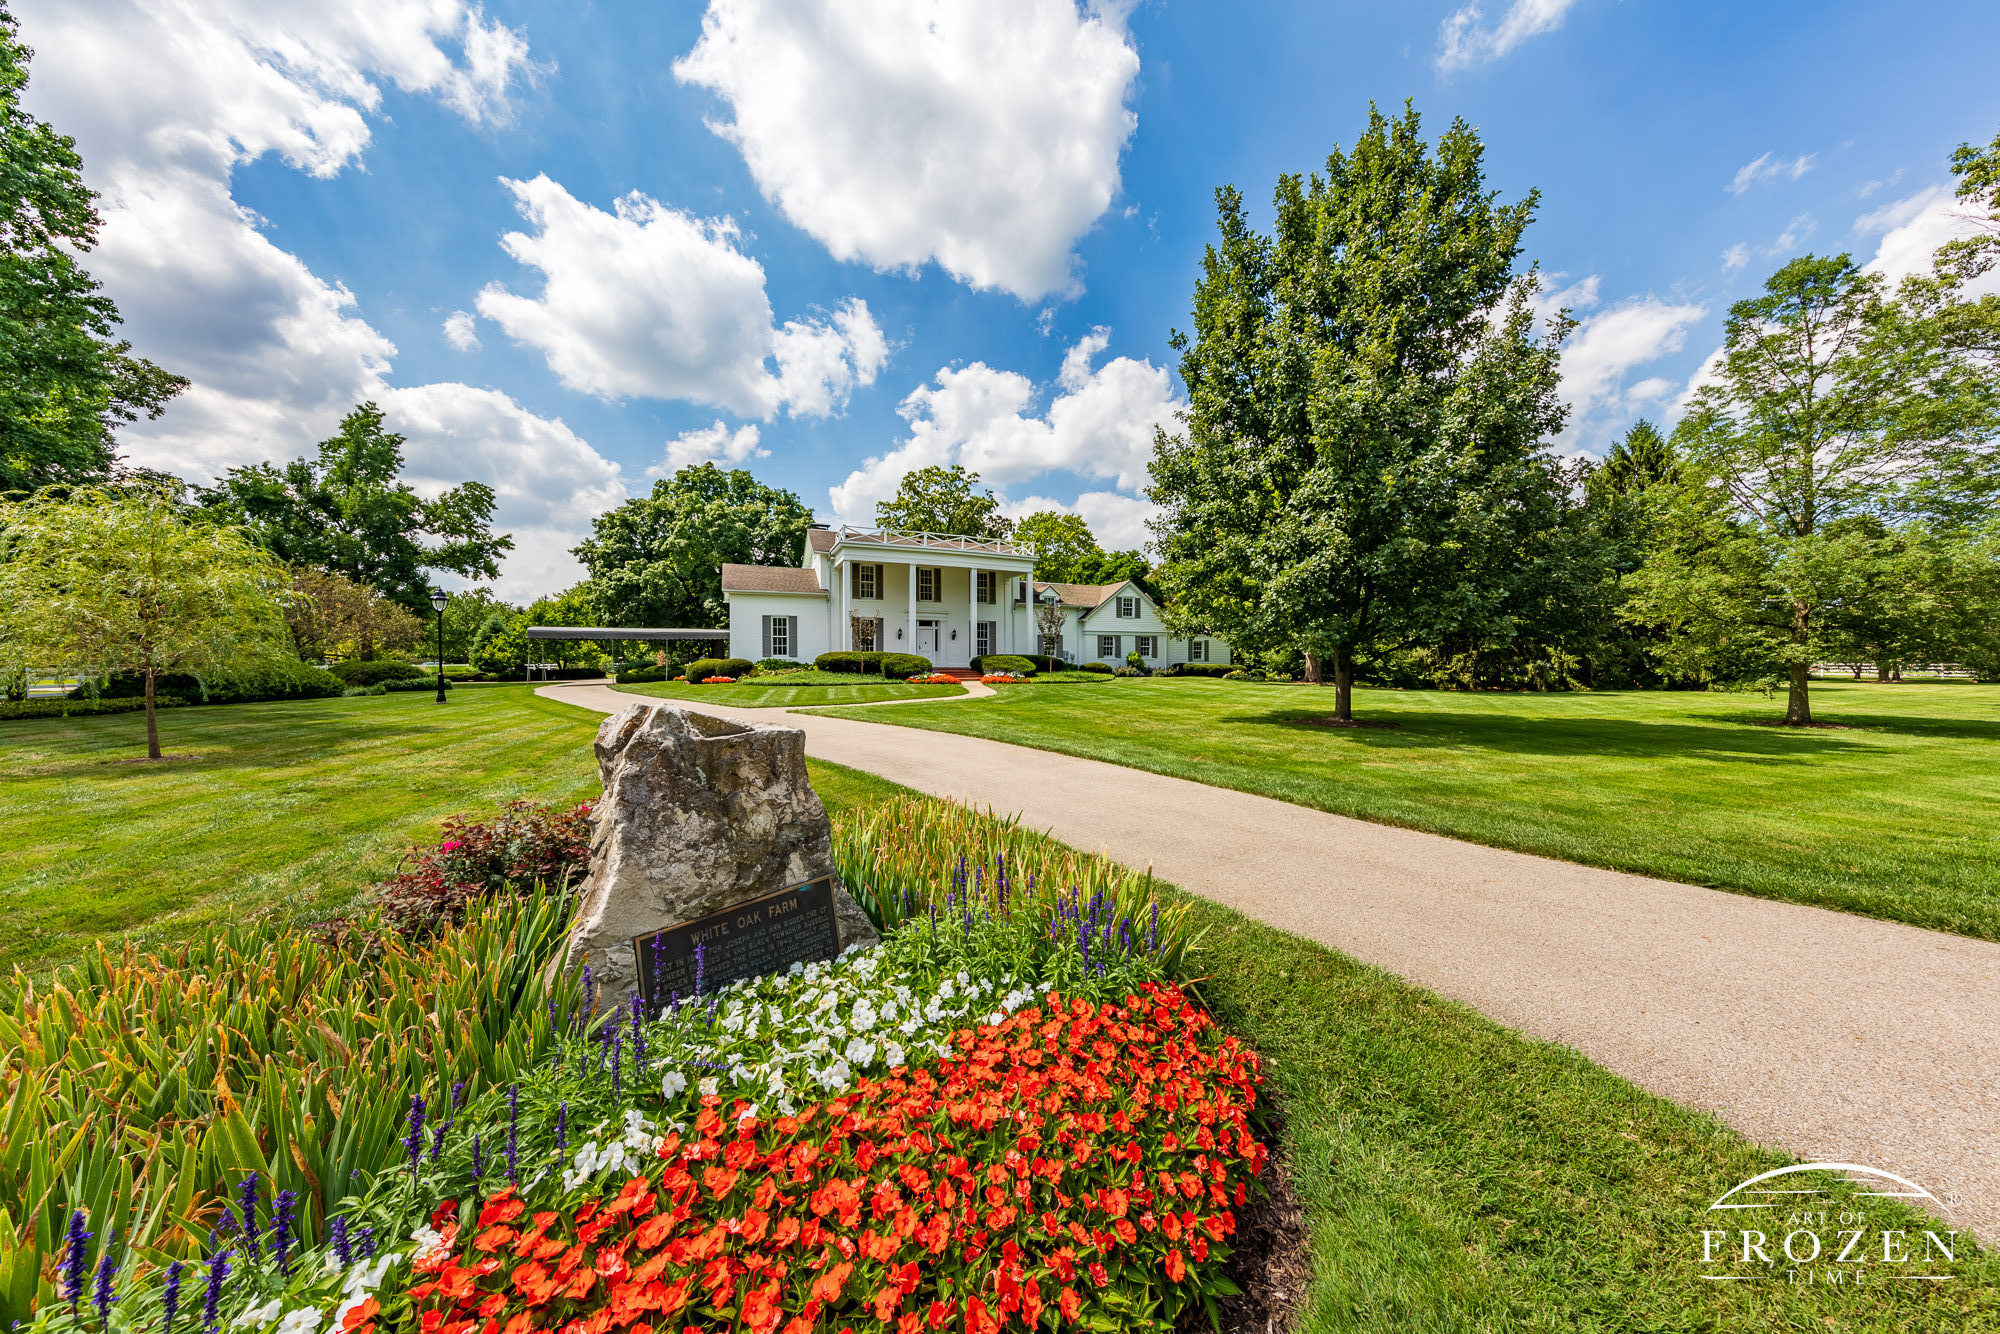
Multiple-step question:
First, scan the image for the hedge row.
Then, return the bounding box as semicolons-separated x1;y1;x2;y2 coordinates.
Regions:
327;659;425;686
815;651;932;677
967;653;1039;675
81;658;346;704
0;696;187;721
616;666;665;684
685;656;754;683
1164;662;1236;678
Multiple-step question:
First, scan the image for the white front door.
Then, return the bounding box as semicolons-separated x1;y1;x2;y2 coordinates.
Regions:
916;620;941;656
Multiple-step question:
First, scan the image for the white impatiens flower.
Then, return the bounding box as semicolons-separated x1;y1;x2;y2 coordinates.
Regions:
233;1301;283;1328
849;998;877;1032
275;1309;323;1334
661;1070;688;1099
844;1036;877;1067
699;1076;719;1098
884;1042;906;1069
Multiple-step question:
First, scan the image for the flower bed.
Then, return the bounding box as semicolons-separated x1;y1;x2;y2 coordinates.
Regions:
9;796;1262;1334
979;673;1025;685
907;673;959;685
699;676;737;684
412;985;1260;1334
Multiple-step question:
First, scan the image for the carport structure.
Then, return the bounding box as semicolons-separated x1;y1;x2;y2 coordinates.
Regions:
523;627;729;681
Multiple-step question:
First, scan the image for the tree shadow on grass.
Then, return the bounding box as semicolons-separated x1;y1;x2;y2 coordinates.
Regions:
1222;709;1878;761
1689;710;2000;742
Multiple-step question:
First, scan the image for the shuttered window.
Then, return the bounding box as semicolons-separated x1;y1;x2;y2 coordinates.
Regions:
976;571;996;604
1136;635;1156;658
1189;638;1209;662
1117;595;1138;618
850;563;880;599
761;615;796;659
1097;634;1119;659
917;567;941;602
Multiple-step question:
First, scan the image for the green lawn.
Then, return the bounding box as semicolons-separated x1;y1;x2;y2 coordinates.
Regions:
613;678;963;707
809;677;2000;940
7;688;1991;1326
0;688;893;975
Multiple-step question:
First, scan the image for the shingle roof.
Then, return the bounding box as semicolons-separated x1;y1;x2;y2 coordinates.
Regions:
1034;581;1127;609
721;563;826;595
807;528;836;553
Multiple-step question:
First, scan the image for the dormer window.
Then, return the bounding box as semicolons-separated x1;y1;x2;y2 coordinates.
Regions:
1116;594;1139;618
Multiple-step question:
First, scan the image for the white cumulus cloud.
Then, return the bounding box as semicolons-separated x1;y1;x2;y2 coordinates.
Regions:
476;174;887;419
443;310;481;351
1436;0;1582;72
1728;151;1816;195
12;0;623;600
1721;243;1750;274
1004;490;1157;552
828;329;1180;525
652;421;768;476
673;0;1141;300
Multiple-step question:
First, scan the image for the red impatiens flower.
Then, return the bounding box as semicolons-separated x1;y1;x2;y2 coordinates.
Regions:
408;983;1264;1334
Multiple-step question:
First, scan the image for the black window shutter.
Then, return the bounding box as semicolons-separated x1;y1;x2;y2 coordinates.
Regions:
761;615;772;659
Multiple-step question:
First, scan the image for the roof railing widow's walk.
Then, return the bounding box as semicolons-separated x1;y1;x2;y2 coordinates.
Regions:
831;525;1029;556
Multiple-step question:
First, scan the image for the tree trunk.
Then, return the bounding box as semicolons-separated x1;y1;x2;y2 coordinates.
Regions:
1785;601;1812;724
1785;662;1812;725
1876;662;1890;682
144;668;162;760
1333;643;1354;722
1302;651;1324;685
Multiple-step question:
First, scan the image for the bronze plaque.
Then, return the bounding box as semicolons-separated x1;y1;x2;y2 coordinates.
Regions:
633;876;840;1008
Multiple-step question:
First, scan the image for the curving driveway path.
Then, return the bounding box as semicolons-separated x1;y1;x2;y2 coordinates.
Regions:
537;678;2000;1243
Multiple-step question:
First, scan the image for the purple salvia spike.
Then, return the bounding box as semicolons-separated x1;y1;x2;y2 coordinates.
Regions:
162;1260;185;1334
93;1227;119;1326
200;1251;230;1334
272;1191;296;1274
62;1211;91;1312
356;1227;375;1260
329;1217;350;1266
555;1101;568;1156
235;1174;260;1260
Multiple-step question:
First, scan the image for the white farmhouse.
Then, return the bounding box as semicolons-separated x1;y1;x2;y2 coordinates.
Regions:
720;526;1231;670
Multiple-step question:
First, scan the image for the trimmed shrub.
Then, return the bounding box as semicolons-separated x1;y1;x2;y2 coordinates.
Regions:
383;677;451;692
1164;662;1235;678
815;650;931;678
616;665;665;684
328;658;424;686
684;656;755;684
969;653;1037;676
757;657;806;671
84;658;345;704
1080;660;1115;674
1126;649;1150;674
0;696;187;721
1223;669;1252;680
1112;664;1145;677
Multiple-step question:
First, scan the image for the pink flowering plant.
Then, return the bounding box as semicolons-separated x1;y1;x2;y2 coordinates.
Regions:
378;800;594;939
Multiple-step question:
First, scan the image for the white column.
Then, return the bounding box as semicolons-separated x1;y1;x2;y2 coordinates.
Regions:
906;561;917;659
834;557;846;651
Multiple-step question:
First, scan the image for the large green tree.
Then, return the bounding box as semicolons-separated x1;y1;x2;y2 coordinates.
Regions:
1629;254;1998;723
197;403;512;614
0;487;291;758
1012;509;1156;594
875;464;1013;538
574;464;811;629
0;9;187;493
1149;105;1570;720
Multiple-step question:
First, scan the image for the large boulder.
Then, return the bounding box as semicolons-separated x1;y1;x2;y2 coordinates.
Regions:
560;704;877;1011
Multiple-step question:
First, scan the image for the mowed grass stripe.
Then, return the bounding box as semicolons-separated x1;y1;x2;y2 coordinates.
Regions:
613;679;964;708
806;678;2000;940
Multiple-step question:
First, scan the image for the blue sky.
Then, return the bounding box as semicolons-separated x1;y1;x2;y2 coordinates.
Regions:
18;0;2000;596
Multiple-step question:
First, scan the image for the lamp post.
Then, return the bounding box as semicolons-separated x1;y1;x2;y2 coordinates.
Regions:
429;587;448;704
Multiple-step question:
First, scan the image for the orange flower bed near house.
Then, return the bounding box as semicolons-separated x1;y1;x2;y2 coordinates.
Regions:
407;983;1263;1334
978;674;1025;685
908;673;959;685
698;677;736;685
